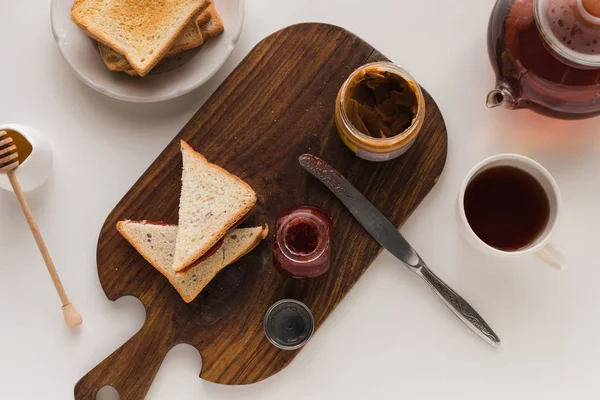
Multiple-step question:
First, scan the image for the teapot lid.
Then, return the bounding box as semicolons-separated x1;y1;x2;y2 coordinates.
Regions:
535;0;600;68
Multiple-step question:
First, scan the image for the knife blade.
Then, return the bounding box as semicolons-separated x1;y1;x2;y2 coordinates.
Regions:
299;154;501;348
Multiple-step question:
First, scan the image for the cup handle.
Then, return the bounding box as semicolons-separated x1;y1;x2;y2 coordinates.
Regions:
534;242;567;270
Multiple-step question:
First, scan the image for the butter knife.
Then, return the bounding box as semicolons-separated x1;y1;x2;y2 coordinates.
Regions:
299;154;500;348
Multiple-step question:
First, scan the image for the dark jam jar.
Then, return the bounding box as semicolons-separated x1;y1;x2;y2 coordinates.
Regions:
273;205;333;279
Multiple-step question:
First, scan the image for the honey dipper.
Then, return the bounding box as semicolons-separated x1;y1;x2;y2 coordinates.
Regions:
0;130;82;328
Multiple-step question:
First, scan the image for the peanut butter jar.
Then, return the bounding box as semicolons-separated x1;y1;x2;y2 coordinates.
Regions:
335;62;425;162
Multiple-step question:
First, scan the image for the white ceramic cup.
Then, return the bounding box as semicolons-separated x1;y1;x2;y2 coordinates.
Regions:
457;154;567;270
0;124;53;193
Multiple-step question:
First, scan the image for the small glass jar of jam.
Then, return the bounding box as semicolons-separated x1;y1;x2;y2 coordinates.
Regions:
335;62;426;162
273;205;333;279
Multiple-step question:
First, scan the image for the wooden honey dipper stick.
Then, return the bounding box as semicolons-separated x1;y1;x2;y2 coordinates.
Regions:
0;130;82;328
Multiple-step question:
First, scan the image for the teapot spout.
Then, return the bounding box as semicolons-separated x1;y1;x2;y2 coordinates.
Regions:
486;87;516;109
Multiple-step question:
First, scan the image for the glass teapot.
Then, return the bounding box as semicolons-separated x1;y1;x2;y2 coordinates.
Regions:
487;0;600;119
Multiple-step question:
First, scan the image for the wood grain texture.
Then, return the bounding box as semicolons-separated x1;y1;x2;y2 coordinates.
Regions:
75;23;448;400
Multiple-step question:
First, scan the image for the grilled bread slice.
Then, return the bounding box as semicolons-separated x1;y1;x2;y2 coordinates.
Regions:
198;3;224;39
97;9;207;72
71;0;209;76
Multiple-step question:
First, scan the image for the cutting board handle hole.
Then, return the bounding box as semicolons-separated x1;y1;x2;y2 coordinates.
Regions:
96;386;119;400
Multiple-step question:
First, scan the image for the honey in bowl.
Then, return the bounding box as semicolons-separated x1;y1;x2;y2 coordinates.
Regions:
4;129;33;165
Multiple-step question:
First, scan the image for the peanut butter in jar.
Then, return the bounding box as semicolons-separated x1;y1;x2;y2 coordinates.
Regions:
335;62;426;162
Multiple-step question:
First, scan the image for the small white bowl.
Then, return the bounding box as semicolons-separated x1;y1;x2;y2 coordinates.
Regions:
50;0;245;102
0;124;53;193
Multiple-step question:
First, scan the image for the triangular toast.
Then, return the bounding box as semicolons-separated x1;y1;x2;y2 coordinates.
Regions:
172;141;256;273
117;221;267;303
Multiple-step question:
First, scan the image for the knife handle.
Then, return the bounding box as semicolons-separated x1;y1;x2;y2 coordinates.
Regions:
417;263;501;348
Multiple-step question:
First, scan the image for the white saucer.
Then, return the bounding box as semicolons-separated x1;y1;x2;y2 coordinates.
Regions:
50;0;244;102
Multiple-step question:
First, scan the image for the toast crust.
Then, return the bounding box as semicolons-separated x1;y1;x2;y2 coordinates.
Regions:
71;0;208;76
169;12;205;54
172;204;255;276
224;224;269;266
175;224;268;278
178;226;268;302
198;3;224;39
173;141;257;272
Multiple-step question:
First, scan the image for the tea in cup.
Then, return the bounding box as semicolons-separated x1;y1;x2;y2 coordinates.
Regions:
458;154;566;269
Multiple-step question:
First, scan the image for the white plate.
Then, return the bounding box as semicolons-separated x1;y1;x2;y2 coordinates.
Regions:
51;0;244;102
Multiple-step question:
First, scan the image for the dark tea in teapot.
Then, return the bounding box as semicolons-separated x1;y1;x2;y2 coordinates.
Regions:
487;0;600;119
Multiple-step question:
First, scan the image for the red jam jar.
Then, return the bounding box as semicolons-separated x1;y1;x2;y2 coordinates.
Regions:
273;205;333;279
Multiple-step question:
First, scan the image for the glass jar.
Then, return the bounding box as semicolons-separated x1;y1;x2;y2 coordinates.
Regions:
264;299;314;350
273;205;333;279
335;62;426;162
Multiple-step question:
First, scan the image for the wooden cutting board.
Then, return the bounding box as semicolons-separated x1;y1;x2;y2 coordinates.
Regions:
75;23;448;400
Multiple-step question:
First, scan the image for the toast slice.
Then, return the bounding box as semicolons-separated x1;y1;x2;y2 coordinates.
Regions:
96;3;223;76
117;221;268;303
71;0;209;76
97;43;134;72
173;141;257;273
97;8;208;73
198;3;224;39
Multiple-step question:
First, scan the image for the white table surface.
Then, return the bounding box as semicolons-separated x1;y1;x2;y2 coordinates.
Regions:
1;1;599;399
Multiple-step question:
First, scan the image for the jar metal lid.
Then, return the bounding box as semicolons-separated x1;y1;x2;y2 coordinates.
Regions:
264;299;315;350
